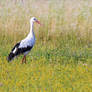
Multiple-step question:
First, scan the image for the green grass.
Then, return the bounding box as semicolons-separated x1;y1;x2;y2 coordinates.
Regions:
0;0;92;91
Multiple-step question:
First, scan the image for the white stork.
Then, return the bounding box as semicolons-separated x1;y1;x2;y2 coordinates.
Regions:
7;17;41;64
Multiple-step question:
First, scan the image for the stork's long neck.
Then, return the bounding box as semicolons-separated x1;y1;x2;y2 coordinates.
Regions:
27;21;35;38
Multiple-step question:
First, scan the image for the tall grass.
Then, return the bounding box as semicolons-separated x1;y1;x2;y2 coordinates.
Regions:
0;0;92;62
0;0;92;91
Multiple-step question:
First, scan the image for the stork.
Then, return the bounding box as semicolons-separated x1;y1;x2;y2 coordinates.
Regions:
7;17;41;64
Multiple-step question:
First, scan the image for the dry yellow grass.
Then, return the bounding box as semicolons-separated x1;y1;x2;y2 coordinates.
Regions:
0;0;92;43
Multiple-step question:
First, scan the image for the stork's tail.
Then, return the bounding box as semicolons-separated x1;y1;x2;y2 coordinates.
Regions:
7;52;15;62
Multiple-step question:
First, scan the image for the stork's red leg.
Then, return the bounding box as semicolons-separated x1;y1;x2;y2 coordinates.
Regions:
24;56;26;64
21;56;25;64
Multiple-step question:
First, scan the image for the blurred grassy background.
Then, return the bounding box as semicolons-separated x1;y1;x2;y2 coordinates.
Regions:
0;0;92;92
0;0;92;63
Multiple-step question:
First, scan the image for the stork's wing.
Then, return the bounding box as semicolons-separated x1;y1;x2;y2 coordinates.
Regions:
7;42;33;62
11;41;33;55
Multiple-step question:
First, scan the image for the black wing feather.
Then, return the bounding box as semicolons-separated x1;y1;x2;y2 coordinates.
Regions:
7;42;20;62
11;42;20;51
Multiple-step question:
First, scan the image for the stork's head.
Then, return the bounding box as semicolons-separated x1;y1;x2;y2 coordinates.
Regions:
30;17;41;25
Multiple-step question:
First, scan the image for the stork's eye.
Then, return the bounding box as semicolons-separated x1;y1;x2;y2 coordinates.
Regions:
34;18;36;21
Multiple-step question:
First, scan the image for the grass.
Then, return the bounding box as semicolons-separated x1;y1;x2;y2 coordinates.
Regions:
0;58;92;92
0;0;92;91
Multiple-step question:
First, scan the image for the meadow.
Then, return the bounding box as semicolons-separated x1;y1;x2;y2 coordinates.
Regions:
0;0;92;91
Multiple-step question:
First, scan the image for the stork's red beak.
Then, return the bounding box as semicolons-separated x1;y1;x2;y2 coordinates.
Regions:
36;20;42;26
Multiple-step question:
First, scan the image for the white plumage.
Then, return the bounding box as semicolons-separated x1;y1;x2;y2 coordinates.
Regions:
7;17;41;64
